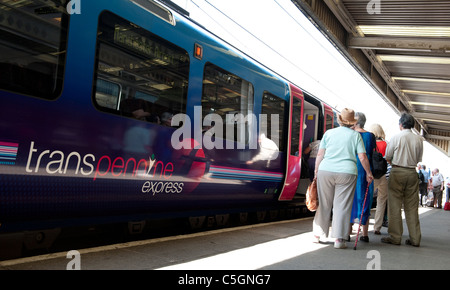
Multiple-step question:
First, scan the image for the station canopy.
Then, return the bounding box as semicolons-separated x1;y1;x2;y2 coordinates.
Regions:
292;0;450;156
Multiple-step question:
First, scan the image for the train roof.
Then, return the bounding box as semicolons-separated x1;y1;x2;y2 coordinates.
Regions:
155;0;337;111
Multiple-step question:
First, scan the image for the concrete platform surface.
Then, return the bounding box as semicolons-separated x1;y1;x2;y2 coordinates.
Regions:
1;207;449;270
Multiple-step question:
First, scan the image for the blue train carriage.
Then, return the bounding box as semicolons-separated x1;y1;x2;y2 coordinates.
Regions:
0;0;335;254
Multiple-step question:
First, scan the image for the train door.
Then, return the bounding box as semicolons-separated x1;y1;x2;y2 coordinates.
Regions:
302;106;319;153
278;84;304;201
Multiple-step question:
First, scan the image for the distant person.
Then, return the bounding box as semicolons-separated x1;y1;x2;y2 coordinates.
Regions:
161;112;173;126
303;139;320;181
312;108;373;249
430;168;444;208
382;112;423;247
132;108;150;121
446;176;450;204
349;112;376;242
418;164;430;207
368;123;388;235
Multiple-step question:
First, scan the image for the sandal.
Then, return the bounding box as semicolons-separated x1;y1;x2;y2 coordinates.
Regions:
359;236;369;242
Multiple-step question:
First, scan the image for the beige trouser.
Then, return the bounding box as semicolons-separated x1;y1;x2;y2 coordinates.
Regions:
387;167;421;245
313;170;357;239
373;175;388;232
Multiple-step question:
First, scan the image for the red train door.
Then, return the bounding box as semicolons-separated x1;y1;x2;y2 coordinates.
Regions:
278;84;304;201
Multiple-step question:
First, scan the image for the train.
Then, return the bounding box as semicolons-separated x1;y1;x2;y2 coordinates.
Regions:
0;0;337;256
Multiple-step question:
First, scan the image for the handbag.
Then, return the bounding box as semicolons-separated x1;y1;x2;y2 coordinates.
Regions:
372;147;387;179
426;190;434;207
306;179;318;212
444;201;450;211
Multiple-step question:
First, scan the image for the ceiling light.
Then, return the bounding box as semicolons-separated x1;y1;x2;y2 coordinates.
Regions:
219;107;236;112
392;77;450;84
151;84;172;90
358;25;450;37
420;118;450;124
404;90;450;97
379;55;450;65
410;101;450;108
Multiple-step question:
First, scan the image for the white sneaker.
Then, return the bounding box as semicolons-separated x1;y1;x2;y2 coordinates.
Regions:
334;239;347;249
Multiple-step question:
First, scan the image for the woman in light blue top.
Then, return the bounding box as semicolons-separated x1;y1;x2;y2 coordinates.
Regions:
312;108;373;249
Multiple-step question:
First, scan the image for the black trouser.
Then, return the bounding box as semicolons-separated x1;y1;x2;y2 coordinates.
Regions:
419;184;428;206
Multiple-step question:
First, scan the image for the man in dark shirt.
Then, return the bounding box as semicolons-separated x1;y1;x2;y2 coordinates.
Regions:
418;164;430;206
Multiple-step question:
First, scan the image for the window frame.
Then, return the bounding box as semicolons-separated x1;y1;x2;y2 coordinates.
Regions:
92;10;190;124
0;1;69;100
201;62;255;145
261;91;288;153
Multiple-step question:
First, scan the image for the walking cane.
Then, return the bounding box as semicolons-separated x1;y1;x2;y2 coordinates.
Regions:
354;184;370;250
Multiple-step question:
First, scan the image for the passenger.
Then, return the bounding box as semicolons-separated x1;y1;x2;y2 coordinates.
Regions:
312;108;373;249
120;97;150;121
349;112;376;243
368;123;388;235
303;139;321;181
132;108;150;121
430;168;444;208
382;112;423;247
445;176;450;204
148;114;161;124
418;164;430;207
161;112;173;126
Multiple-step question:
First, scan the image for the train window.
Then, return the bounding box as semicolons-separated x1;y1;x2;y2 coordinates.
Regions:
326;114;333;130
93;11;189;123
96;79;121;110
0;0;68;99
261;92;287;152
290;98;302;156
202;63;254;144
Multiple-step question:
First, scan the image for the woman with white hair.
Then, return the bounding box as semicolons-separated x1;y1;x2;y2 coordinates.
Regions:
349;112;376;243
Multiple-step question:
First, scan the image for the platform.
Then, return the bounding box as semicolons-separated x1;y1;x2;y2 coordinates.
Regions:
1;207;449;271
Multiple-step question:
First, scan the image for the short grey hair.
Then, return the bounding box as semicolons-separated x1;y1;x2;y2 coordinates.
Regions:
399;112;415;129
355;112;366;128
